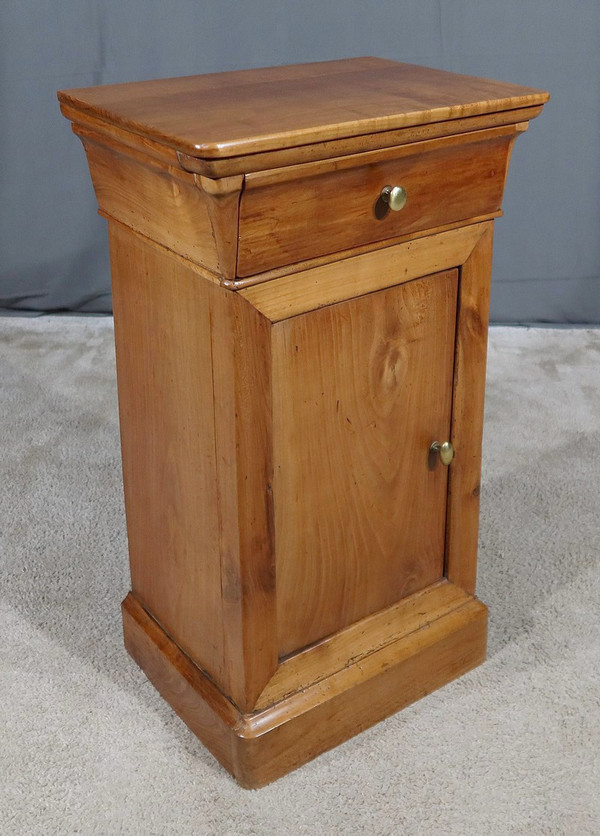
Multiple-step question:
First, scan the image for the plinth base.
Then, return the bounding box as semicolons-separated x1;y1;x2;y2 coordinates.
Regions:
122;585;487;788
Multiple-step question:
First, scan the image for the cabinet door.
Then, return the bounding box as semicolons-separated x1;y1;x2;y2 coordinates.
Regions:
272;269;458;656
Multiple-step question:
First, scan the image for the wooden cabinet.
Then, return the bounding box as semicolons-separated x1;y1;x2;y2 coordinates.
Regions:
58;58;548;787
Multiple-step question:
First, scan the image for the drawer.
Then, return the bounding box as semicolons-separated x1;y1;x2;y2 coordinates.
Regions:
237;125;517;277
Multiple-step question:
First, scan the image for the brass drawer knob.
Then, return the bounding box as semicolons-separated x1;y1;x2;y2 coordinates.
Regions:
380;184;407;211
430;440;454;466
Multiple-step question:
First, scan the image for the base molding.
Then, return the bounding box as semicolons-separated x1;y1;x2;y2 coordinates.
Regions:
122;587;487;788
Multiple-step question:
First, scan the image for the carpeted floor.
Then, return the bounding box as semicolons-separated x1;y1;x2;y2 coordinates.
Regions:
1;318;599;835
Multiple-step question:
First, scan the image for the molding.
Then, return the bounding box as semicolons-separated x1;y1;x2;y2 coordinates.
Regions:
240;222;491;322
123;588;487;788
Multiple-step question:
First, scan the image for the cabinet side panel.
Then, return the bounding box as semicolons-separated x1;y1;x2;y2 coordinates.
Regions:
109;223;226;688
82;137;221;274
273;270;458;656
445;224;494;593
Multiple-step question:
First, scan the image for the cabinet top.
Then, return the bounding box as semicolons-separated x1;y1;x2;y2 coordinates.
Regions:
58;57;548;161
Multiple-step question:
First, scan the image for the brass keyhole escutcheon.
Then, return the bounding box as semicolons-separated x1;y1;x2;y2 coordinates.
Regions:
430;440;454;466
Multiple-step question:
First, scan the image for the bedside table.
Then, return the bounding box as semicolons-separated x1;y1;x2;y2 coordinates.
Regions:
58;57;548;787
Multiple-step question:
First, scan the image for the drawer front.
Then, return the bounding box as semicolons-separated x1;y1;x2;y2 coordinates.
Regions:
237;127;516;277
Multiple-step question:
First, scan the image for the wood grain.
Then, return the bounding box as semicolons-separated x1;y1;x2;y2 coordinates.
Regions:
273;270;458;655
230;214;499;289
58;57;548;159
60;56;547;786
240;597;486;787
123;586;487;788
240;222;485;320
63;97;541;179
177;105;543;178
255;578;469;709
209;289;278;711
61;101;181;167
243;123;518;185
81;134;233;276
445;225;494;593
246;598;487;738
111;224;276;709
238;127;514;275
110;222;226;689
121;593;242;776
196;174;243;278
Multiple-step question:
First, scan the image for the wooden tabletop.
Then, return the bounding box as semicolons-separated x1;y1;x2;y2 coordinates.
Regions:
58;57;548;159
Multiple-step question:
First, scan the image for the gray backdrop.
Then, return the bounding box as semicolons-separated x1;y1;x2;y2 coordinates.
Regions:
1;1;598;322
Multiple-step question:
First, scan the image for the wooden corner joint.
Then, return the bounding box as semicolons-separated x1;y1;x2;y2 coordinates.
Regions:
194;173;244;198
177;150;205;173
192;174;244;280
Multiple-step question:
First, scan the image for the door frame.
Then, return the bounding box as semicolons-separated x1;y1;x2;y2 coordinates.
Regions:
224;221;494;709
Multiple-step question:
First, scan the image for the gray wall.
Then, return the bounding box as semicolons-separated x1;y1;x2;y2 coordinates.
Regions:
1;1;598;322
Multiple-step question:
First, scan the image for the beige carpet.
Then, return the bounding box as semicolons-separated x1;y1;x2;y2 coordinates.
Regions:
1;318;598;835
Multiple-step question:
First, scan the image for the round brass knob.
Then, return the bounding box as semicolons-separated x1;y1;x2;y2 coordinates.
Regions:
430;440;454;466
380;185;407;212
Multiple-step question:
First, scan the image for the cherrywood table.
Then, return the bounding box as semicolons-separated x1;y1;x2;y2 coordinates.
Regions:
59;58;548;787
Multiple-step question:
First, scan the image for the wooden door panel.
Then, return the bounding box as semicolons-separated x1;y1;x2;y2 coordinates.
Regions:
273;269;458;656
